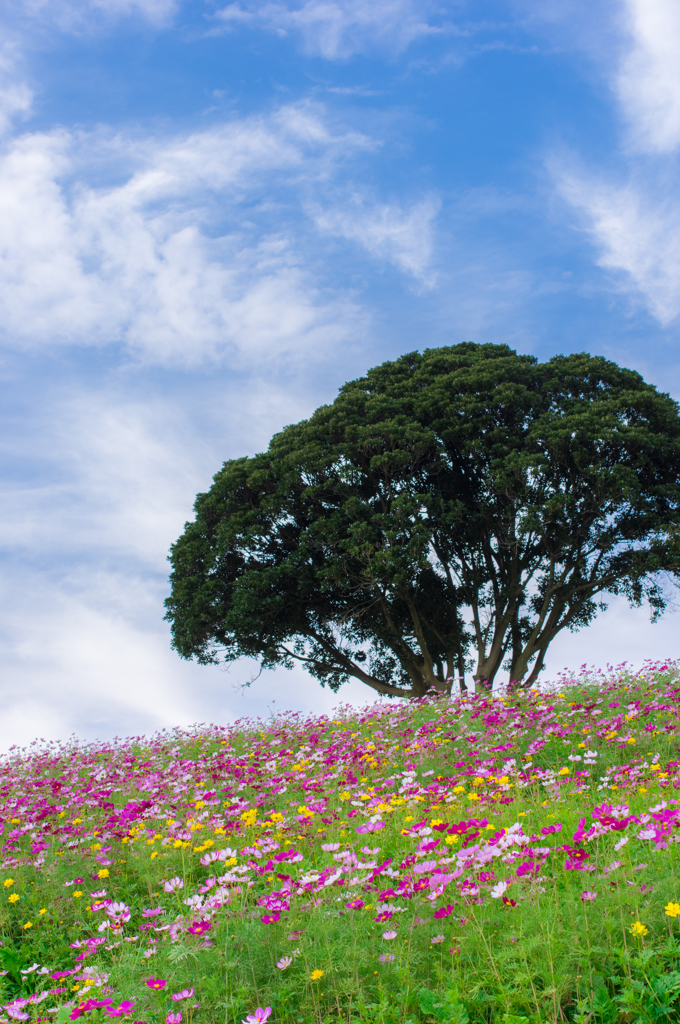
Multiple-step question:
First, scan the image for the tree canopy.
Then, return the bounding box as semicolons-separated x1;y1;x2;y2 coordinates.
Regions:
165;343;680;697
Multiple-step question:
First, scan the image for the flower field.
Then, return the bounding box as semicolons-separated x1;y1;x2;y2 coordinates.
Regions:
3;664;680;1023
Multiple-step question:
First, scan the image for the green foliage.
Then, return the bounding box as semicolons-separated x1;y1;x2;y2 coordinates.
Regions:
418;986;470;1023
166;342;680;696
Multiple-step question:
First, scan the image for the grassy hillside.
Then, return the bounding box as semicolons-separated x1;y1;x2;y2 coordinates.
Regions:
1;663;680;1023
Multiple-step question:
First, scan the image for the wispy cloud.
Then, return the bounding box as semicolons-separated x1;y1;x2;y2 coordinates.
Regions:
0;383;374;747
212;0;442;59
312;193;440;283
616;0;680;153
0;106;378;366
542;0;680;325
0;43;31;135
551;156;680;325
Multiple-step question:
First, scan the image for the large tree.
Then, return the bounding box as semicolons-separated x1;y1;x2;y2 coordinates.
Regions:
165;343;680;696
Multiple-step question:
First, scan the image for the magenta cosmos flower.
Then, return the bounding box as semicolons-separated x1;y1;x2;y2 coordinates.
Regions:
433;905;454;919
242;1009;271;1024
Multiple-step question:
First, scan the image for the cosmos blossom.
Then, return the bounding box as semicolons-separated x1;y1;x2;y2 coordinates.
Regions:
242;1010;271;1024
171;989;195;1001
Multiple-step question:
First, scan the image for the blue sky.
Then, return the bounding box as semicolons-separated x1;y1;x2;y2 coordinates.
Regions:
1;0;680;747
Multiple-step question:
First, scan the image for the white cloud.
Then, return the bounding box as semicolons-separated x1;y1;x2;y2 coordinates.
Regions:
0;561;375;749
0;106;375;366
551;158;680;324
0;385;377;748
0;43;31;135
537;1;680;323
213;0;440;59
312;194;440;282
616;0;680;153
0;395;207;564
515;0;680;154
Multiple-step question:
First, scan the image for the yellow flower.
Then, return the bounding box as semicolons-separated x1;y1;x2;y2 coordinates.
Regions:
39;909;47;915
630;921;648;937
310;970;324;980
73;891;83;899
8;893;19;903
559;767;570;775
3;879;14;888
23;922;33;930
97;869;109;879
666;902;680;918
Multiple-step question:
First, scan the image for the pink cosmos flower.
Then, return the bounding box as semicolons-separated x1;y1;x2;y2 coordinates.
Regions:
145;978;167;990
188;919;212;935
382;930;397;941
163;877;184;893
581;891;597;902
105;1001;135;1017
431;935;445;944
242;1009;271;1024
276;956;293;970
433;905;454;919
490;881;508;899
165;1014;182;1024
346;899;364;910
171;990;194;1001
260;912;281;925
141;907;164;918
105;902;131;920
